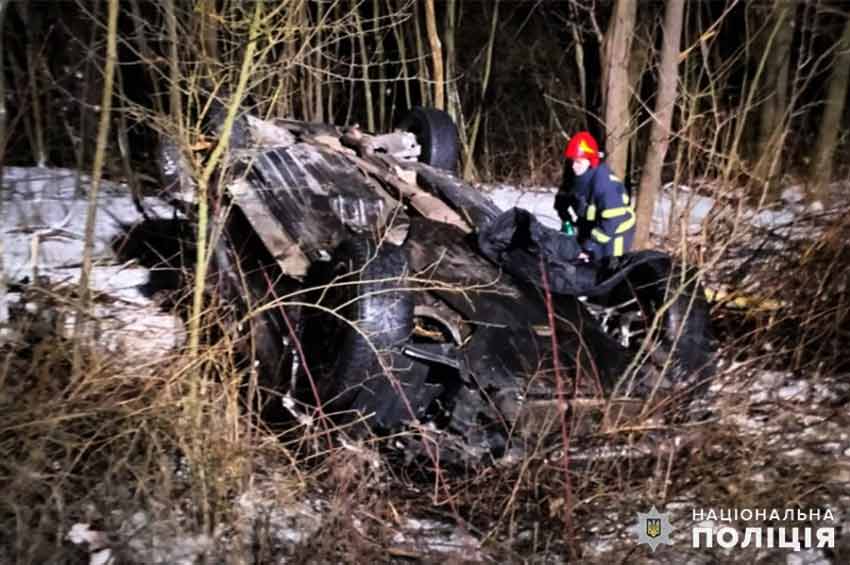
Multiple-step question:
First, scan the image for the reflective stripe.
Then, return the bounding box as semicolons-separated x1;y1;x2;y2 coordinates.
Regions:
616;211;636;233
586;205;597;221
614;236;624;256
609;174;621;182
622;193;630;206
591;228;611;243
601;206;631;219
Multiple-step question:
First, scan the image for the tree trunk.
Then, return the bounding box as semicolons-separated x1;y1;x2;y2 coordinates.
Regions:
14;2;47;166
164;0;184;137
129;0;163;115
389;0;412;111
299;2;312;120
413;3;431;107
601;0;637;177
314;1;325;122
444;0;471;174
0;0;8;328
444;0;458;121
373;0;384;129
73;0;119;372
354;6;375;131
755;1;794;182
722;2;788;184
810;10;850;198
634;0;685;250
200;0;218;63
569;18;588;129
188;0;263;365
463;0;499;181
424;0;444;110
0;0;7;169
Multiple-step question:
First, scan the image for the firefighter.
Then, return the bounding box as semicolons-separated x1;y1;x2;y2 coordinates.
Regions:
554;131;635;261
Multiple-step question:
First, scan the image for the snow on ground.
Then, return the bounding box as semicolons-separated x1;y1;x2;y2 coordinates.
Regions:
1;166;176;280
480;180;831;242
481;181;716;236
576;363;850;565
483;183;563;230
1;166;184;359
651;183;716;235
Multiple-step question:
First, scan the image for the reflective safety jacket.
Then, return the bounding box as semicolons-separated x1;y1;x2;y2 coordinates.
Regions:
555;162;635;259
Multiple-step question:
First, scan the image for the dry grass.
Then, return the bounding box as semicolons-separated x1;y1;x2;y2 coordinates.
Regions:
3;198;850;562
0;284;299;563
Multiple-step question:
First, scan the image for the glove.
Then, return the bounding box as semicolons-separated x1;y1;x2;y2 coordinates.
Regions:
554;191;573;222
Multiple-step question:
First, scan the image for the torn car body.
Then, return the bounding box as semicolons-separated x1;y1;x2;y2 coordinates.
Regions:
142;108;714;461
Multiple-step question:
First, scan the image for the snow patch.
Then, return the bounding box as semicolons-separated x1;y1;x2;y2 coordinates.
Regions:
121;511;211;565
483;184;561;229
234;486;325;548
1;167;185;361
390;518;483;560
652;182;716;236
67;524;114;565
1;166;176;281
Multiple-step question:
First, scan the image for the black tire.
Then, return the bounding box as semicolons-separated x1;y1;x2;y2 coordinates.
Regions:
297;238;415;428
596;259;715;400
397;107;459;172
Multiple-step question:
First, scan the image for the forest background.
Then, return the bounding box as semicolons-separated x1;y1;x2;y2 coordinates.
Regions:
2;0;849;245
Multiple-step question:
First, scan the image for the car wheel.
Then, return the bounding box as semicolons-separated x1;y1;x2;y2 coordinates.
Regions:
296;238;415;428
589;261;715;401
397;107;459;172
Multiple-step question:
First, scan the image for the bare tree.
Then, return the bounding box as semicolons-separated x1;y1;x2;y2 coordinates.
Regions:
444;0;458;121
810;10;850;199
568;4;588;128
424;0;444;110
463;0;500;180
72;0;119;374
634;0;685;249
0;0;6;169
188;1;264;364
0;0;7;328
314;1;325;123
13;2;46;166
354;6;375;131
129;0;164;115
165;0;184;138
752;1;794;184
601;0;637;177
413;2;431;107
444;0;472;172
389;0;413;111
722;2;787;186
374;0;384;129
199;0;219;63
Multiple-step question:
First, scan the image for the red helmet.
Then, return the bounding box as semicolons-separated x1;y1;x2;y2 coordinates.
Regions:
564;131;600;168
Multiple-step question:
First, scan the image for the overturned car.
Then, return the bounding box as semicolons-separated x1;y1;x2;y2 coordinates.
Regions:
129;107;714;461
